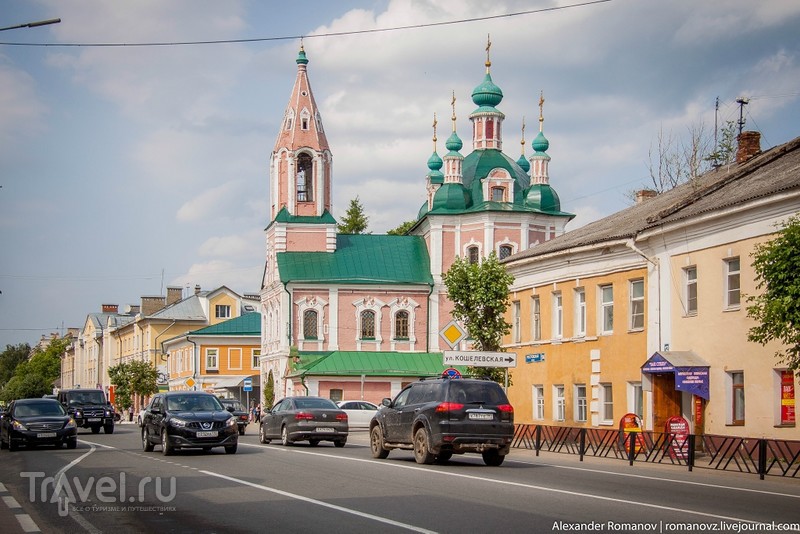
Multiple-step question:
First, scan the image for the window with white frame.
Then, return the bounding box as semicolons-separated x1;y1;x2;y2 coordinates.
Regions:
533;385;545;420
599;285;613;334
467;246;480;264
499;244;513;260
394;310;409;339
574;384;587;422
730;371;745;425
360;310;376;339
215;305;231;319
725;257;740;308
205;348;218;371
296;153;314;202
628;382;643;418
491;186;504;202
574;288;586;337
601;383;614;423
629;279;644;330
252;349;261;369
552;292;563;339
303;310;318;340
553;385;565;421
531;295;542;341
684;266;698;315
512;301;521;343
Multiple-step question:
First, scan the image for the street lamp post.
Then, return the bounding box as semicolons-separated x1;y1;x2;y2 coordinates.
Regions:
0;18;61;32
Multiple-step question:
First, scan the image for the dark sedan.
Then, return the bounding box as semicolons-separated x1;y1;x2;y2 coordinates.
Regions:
0;398;77;451
259;396;348;447
219;398;249;435
141;392;238;455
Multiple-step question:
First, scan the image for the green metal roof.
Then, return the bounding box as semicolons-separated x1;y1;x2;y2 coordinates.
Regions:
288;350;465;378
278;234;434;285
188;312;261;336
269;207;337;227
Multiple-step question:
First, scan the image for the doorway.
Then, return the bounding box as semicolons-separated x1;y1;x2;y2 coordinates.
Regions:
651;373;682;432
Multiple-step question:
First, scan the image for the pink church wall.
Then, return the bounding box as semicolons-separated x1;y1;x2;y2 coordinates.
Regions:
285;231;327;252
318;380;390;405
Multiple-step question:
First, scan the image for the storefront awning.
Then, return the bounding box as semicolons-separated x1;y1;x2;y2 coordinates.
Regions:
210;375;260;390
641;351;710;400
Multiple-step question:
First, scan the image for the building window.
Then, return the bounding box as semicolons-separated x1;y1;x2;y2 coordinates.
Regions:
491;186;504;202
252;349;261;369
360;310;376;339
531;296;542;341
685;267;698;315
215;305;231;319
725;257;741;308
467;246;479;264
394;310;409;339
554;385;565;422
628;382;643;418
301;117;309;130
499;244;513;260
600;285;613;334
731;371;745;425
552;292;563;339
533;385;545;420
303;310;318;340
574;288;586;337
629;279;645;330
296;153;313;202
601;384;614;423
512;301;521;343
205;348;218;371
329;389;343;402
575;385;587;422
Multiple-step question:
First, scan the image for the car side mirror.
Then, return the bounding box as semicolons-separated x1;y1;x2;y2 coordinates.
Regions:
381;398;392;407
226;406;234;412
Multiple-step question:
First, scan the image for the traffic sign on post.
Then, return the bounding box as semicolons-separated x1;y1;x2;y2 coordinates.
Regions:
243;378;253;392
443;351;517;368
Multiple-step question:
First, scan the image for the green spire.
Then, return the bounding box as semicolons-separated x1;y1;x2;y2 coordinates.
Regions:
296;40;308;65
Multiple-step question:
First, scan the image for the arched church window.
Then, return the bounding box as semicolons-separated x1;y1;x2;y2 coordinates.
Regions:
486;118;494;140
491;187;504;202
301;118;309;130
303;310;318;340
499;244;513;260
394;311;409;340
296;153;313;202
467;246;480;264
360;310;376;339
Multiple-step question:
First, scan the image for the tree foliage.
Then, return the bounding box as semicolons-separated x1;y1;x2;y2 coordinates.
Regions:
443;252;515;383
0;338;68;402
263;370;275;409
747;216;800;372
337;196;370;234
0;343;31;388
108;360;159;410
387;220;416;236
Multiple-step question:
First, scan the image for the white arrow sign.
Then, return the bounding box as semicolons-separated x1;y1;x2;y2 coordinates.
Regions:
443;351;517;368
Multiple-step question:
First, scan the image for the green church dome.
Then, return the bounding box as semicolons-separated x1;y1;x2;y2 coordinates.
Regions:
432;183;469;211
532;131;549;153
427;151;443;171
471;73;503;108
445;130;463;152
516;154;530;173
525;183;562;212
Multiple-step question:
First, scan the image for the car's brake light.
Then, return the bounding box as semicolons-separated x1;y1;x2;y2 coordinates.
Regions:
336;413;348;422
294;412;315;420
435;402;464;412
497;404;514;414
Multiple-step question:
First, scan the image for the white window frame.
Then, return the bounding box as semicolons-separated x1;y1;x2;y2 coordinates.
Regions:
251;349;261;370
629;279;644;331
684;266;698;315
296;296;327;347
388;297;419;349
599;285;614;334
600;383;614;424
574;288;586;338
552;292;563;339
205;348;218;371
533;385;545;420
627;382;643;418
512;301;521;343
574;384;587;422
353;296;386;349
553;385;565;422
724;257;741;309
531;295;542;341
215;304;231;319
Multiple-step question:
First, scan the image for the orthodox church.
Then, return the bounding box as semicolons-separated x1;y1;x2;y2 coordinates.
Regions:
259;41;574;403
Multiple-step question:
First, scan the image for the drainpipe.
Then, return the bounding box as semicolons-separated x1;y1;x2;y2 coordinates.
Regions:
426;283;434;353
625;238;663;367
187;336;198;391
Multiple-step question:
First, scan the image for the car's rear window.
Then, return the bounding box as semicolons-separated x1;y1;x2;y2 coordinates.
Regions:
294;398;337;409
448;381;508;404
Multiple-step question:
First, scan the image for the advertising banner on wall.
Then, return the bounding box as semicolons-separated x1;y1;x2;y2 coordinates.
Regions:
781;370;796;425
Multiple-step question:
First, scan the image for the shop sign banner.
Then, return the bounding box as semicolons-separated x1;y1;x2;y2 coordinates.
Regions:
665;416;690;460
781;371;796;425
674;366;710;400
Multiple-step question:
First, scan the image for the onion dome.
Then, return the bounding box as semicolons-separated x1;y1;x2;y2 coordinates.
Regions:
296;43;309;65
445;130;463;153
525;183;562;212
427;151;443;171
471;73;503;108
516;154;530;173
432;183;468;211
532;131;549;153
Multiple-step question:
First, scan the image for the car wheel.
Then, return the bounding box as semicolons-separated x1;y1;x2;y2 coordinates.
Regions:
66;438;77;450
334;439;346;448
142;428;154;452
161;429;173;456
413;428;435;465
225;443;237;454
259;424;270;444
482;449;505;466
370;426;390;459
281;426;291;446
8;439;18;452
435;451;453;464
239;427;245;436
104;424;114;435
309;439;320;447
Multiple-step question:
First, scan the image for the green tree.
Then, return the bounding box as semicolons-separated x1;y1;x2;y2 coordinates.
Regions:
0;373;52;401
443;252;515;383
108;360;159;411
263;370;275;409
387;220;416;236
0;343;31;387
747;216;800;372
337;196;369;234
0;338;67;401
108;363;133;410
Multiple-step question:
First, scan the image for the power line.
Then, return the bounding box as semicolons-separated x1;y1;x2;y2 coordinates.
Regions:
0;0;613;48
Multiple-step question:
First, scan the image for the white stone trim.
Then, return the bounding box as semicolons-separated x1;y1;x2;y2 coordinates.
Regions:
352;296;386;350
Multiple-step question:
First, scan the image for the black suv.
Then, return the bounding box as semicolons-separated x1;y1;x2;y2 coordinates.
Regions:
369;378;514;466
141;391;238;455
57;389;115;434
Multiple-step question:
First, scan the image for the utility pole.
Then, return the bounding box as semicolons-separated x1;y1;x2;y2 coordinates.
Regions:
736;97;750;136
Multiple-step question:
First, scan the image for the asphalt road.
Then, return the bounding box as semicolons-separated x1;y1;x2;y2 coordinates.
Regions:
0;422;798;533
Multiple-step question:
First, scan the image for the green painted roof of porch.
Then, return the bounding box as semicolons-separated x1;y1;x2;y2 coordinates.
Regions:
269;207;337;226
277;234;434;285
287;351;465;378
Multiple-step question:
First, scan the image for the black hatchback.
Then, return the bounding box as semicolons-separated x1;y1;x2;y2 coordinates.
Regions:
0;398;78;451
141;392;238;455
370;377;514;466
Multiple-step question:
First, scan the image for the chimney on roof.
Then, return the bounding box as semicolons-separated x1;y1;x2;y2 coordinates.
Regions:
194;284;201;295
141;295;166;316
635;189;658;204
166;286;183;305
102;304;118;313
736;131;761;164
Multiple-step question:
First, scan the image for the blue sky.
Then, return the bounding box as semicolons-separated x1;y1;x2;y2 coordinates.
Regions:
1;0;799;350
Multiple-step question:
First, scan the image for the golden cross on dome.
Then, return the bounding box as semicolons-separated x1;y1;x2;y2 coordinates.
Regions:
521;116;526;153
485;34;492;72
538;91;545;131
432;113;438;150
300;37;304;52
451;91;457;130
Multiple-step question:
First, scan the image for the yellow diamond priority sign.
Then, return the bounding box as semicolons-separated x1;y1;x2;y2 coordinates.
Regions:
440;320;467;349
185;377;196;389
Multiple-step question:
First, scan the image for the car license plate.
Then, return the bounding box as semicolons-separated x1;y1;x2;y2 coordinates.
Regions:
315;427;334;433
468;412;494;420
37;432;57;438
196;431;217;438
87;418;101;422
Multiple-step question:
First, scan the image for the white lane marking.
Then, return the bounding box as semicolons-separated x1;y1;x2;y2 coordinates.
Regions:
56;442;103;534
247;444;780;525
0;482;7;492
199;469;437;534
3;495;21;508
15;513;41;533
